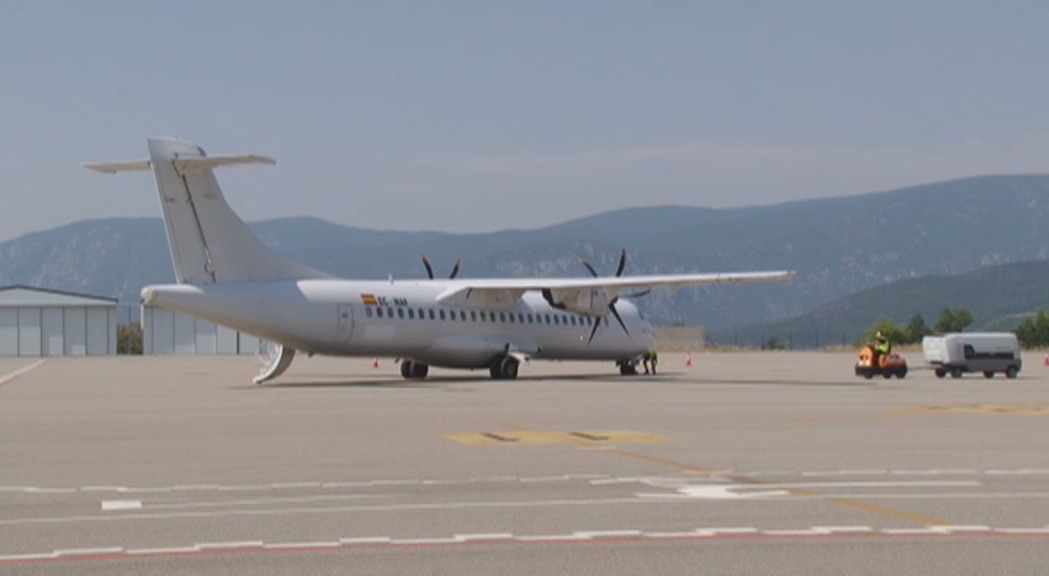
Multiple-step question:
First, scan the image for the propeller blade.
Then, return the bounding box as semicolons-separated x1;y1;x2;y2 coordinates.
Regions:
449;258;461;279
615;248;627;277
609;301;630;336
623;289;652;299
578;258;599;278
586;316;602;344
420;255;435;279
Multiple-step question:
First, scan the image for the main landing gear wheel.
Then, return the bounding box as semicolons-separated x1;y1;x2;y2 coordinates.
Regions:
489;356;519;380
400;360;429;380
618;361;638;376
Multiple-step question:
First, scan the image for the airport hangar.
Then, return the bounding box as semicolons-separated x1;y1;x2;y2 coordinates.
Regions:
0;285;117;357
0;285;264;357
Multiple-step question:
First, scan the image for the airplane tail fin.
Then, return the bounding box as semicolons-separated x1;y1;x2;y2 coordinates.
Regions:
86;138;325;285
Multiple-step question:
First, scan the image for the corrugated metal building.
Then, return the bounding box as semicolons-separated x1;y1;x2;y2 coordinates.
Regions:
0;286;117;357
141;306;262;355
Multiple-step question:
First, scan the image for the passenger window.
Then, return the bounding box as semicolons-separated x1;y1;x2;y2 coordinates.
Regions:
429;309;435;320
527;314;533;324
386;308;393;319
480;311;487;322
499;312;506;322
418;308;425;319
509;313;515;324
470;311;477;322
460;310;467;321
440;310;446;320
517;313;524;323
545;314;552;324
408;309;415;320
449;310;456;322
365;307;373;318
397;308;405;319
376;307;384;318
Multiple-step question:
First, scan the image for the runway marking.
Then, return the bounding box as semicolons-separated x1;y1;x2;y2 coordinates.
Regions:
5;468;1045;499
0;360;45;388
4;525;1049;564
101;500;142;511
907;404;1049;415
443;430;672;446
592;449;953;526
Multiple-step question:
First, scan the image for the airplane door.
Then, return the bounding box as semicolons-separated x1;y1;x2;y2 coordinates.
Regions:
336;304;354;341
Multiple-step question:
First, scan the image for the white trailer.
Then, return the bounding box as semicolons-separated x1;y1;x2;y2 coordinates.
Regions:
922;333;1022;379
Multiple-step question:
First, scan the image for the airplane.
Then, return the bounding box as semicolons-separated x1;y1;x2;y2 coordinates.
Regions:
86;138;796;384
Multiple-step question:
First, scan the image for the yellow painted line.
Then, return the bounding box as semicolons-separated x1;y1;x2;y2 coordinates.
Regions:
604;449;719;475
904;404;1049;416
442;431;673;447
826;498;948;527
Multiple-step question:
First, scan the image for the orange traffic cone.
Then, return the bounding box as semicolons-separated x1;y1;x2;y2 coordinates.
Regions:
372;358;380;369
1043;354;1048;367
685;353;693;368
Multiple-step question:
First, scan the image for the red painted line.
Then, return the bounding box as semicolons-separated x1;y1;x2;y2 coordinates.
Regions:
1;530;1048;566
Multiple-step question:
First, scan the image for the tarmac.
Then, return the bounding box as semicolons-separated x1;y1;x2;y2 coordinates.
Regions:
1;351;1048;575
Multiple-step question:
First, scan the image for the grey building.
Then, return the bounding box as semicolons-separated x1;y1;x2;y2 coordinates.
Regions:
141;306;262;355
0;286;117;357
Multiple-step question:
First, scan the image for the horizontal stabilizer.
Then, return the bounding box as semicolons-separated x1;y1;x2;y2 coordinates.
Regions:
173;155;275;173
84;155;275;175
82;160;152;173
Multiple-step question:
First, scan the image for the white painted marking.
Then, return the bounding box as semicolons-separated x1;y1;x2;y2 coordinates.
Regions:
54;547;123;556
994;527;1049;534
148;493;384;510
80;486;127;492
881;527;950;535
763;529;827;536
469;476;518;482
942;525;992;532
811;526;873;533
0;360;44;386
263;542;342;550
22;487;76;494
520;475;572;483
515;534;593;542
0;553;58;561
803;469;887;477
125;547;199;555
101;500;142;511
173;484;221;491
194;541;263;550
638;485;789;500
573;530;643;538
338;537;392;544
644;531;709;539
269;482;321;489
454;533;514;541
392;538;463;545
698;528;759;535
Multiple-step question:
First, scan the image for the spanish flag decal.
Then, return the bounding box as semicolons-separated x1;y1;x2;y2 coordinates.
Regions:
361;293;378;306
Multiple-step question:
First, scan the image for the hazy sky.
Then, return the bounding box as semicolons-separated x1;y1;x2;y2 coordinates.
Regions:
1;1;1047;241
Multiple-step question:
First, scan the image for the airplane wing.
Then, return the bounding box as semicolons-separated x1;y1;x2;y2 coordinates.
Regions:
434;270;796;310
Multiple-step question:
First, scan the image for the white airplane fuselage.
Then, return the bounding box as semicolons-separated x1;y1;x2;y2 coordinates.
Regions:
88;137;793;382
145;279;653;369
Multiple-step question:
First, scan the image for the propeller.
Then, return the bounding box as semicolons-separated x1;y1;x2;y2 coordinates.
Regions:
420;255;462;279
577;248;642;344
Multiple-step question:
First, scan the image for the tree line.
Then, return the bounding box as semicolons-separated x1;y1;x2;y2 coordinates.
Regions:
858;307;973;346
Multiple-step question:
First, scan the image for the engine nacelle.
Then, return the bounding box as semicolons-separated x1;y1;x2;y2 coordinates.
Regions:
541;288;610;316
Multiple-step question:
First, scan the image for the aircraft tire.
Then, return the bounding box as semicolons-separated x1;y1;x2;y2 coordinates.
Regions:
500;357;519;380
400;360;413;379
410;363;429;379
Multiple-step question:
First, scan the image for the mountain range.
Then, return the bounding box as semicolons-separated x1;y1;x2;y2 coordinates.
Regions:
2;174;1049;332
711;259;1049;348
